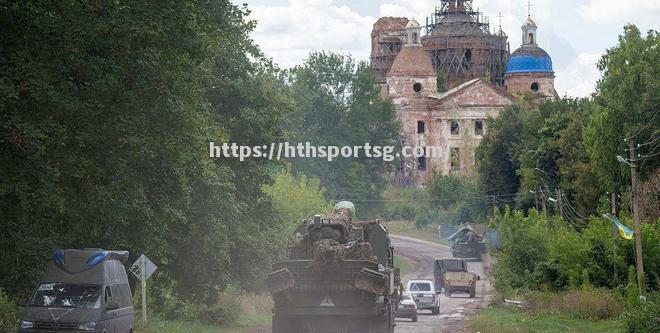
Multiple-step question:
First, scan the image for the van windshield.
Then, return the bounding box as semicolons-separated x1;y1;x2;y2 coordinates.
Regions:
409;282;432;292
30;283;101;309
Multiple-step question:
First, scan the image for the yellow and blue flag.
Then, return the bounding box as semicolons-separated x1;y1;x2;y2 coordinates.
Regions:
612;218;633;240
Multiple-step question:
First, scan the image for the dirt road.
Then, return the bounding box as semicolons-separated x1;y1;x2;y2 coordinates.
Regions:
392;235;495;333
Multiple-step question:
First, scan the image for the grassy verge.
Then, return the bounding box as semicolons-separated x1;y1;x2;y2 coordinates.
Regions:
383;220;449;246
394;254;413;277
135;293;272;333
469;305;624;333
135;315;269;333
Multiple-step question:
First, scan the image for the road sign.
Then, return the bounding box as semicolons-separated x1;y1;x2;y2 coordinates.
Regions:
129;254;157;281
129;254;157;326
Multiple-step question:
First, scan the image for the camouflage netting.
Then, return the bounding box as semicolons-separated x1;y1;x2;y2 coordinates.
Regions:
311;240;377;272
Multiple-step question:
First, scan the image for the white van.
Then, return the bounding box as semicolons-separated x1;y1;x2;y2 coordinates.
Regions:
406;279;440;315
19;249;134;333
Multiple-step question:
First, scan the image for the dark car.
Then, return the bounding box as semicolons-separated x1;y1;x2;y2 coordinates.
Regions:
395;291;418;322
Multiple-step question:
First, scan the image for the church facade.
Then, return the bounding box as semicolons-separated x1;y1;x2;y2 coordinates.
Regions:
371;0;557;184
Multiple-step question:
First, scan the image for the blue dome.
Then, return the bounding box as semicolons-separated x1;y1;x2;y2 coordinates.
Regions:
506;44;553;73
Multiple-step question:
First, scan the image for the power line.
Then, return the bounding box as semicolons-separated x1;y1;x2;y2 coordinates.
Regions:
625;112;657;141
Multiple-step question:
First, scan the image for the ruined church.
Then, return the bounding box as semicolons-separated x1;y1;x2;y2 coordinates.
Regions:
371;0;558;184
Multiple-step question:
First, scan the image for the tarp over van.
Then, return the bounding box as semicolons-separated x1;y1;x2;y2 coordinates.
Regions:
43;249;130;284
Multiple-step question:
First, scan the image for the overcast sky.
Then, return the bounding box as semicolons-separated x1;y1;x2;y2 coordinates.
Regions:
232;0;659;97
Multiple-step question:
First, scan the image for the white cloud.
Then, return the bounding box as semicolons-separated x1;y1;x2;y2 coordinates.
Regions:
247;0;375;68
554;52;601;97
579;0;660;28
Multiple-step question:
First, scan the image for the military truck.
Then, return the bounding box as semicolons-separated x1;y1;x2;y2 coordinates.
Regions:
433;258;468;291
448;226;486;260
443;271;479;298
266;201;400;333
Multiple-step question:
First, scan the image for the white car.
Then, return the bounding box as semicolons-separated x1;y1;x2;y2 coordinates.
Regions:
395;291;418;322
406;279;440;315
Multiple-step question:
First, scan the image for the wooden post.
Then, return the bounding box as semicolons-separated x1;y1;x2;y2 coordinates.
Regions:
611;189;618;286
628;138;645;295
141;256;147;326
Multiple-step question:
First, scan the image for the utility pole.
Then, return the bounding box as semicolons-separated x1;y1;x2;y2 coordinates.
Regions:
541;188;547;217
556;189;563;220
628;137;645;294
611;189;618;285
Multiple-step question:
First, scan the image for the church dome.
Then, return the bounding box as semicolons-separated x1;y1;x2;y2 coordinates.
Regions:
522;17;537;28
388;45;436;77
406;18;420;28
506;44;553;73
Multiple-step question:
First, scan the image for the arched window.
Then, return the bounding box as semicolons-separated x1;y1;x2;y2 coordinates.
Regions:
528;32;535;44
412;33;418;44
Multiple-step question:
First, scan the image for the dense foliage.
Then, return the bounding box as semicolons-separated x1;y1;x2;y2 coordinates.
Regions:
490;209;660;292
0;0;290;307
285;52;400;209
262;166;333;234
0;289;18;333
0;1;398;325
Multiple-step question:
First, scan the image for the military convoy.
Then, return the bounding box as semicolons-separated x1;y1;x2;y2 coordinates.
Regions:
266;202;401;333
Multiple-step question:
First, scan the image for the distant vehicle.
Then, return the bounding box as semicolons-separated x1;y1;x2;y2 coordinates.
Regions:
443;271;480;298
433;258;468;291
406;280;440;315
448;226;486;259
19;249;134;333
395;291;418;322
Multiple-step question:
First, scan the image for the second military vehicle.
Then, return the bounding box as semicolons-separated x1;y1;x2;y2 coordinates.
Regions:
266;201;401;333
443;271;480;298
433;257;468;291
448;226;487;259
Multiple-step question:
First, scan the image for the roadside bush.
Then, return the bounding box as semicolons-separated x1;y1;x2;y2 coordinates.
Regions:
0;288;18;333
526;289;623;321
385;203;416;221
622;292;660;333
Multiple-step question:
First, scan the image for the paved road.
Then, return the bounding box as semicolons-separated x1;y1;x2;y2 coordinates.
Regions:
392;235;495;333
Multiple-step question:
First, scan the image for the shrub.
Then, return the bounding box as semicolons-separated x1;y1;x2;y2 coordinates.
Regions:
385;203;416;221
622;292;660;333
525;289;623;321
0;289;19;333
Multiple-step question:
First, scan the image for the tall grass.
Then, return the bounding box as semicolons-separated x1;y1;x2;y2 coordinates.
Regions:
525;289;623;321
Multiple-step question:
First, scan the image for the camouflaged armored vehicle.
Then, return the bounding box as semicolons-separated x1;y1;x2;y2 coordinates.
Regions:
266;201;401;333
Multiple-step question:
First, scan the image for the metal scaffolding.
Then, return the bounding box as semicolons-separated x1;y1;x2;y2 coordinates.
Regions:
423;0;509;87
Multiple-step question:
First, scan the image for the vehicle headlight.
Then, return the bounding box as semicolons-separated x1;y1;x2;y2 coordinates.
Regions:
20;320;34;329
77;322;97;331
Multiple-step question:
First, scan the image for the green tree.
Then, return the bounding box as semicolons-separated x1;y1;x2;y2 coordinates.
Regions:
585;25;659;196
475;104;530;209
286;52;400;206
0;0;290;305
263;166;333;232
